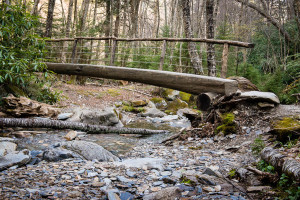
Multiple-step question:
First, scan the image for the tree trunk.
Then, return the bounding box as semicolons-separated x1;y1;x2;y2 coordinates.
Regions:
0;118;168;135
261;147;300;182
180;0;204;75
31;0;40;16
46;62;239;95
206;0;217;77
104;0;111;64
44;0;56;37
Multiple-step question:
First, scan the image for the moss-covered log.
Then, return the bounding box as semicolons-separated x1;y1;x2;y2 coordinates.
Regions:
261;147;300;182
0;118;169;135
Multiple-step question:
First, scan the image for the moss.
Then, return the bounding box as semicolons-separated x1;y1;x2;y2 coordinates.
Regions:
166;99;188;113
273;117;300;141
107;89;121;97
122;106;145;113
180;176;197;186
131;100;147;107
150;97;165;104
122;101;131;106
179;91;192;103
164;110;173;115
216;113;237;135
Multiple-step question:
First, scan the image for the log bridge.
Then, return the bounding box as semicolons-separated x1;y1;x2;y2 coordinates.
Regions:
46;63;239;96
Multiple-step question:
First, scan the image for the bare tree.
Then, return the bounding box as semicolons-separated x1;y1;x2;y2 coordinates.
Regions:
206;0;217;76
31;0;40;16
44;0;56;37
180;0;204;74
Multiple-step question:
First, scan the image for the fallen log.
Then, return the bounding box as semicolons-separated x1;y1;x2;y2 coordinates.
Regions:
196;92;218;111
46;63;239;95
0;118;169;135
261;147;300;182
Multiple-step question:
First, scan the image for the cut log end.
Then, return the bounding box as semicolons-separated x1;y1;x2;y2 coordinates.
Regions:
196;93;218;111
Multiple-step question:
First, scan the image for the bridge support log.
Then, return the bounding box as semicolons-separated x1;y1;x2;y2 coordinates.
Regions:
46;63;238;95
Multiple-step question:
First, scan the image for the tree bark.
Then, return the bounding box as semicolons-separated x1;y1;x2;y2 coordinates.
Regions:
180;0;204;74
0;118;168;135
234;0;292;44
44;0;56;37
206;0;217;77
31;0;40;16
261;147;300;182
46;62;239;95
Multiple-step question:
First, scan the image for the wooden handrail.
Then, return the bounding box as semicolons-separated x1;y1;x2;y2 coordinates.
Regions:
45;37;254;48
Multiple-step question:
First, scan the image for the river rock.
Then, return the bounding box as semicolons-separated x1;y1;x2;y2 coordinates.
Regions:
143;186;181;200
240;91;280;104
64;130;78;141
0;141;17;154
177;108;202;120
162;89;180;101
57;113;73;120
69;107;123;127
131;100;147;107
141;108;167;118
42;148;75;162
62;141;120;162
0;149;31;171
2;94;60;117
114;158;165;170
165;99;188;114
150;98;168;110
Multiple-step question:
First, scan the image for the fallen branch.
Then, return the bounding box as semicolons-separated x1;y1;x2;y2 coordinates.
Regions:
247;166;279;183
0;118;169;135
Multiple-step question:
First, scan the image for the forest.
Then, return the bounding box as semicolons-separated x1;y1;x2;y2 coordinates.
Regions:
0;0;300;200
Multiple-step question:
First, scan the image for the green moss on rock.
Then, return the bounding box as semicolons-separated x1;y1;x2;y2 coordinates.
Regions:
166;99;188;114
179;91;192;103
216;113;237;135
131;100;147;107
272;117;300;141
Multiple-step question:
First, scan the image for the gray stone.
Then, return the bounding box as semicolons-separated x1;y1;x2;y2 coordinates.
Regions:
107;192;121;200
42;148;75;162
161;171;172;176
0;149;31;171
114;158;165;170
126;170;137;178
240;91;280;104
202;167;222;178
117;176;131;183
247;186;271;193
0;141;17;154
69;107;123;127
57;113;73;120
62;141;120;162
141;108;167;118
143;187;181;200
153;181;164;186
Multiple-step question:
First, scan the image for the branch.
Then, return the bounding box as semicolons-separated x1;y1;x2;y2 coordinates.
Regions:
0;118;169;135
235;0;292;44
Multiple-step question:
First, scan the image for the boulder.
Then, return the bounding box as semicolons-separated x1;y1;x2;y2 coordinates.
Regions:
165;99;188;114
141;108;167;118
240;91;280;104
177;108;202;120
62;141;120;162
143;187;181;200
150;98;168;110
2;94;60;117
69;107;123;127
0;149;31;171
161;89;180;101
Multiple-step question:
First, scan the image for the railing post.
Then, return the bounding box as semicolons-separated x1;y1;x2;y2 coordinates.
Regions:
71;38;78;63
221;43;229;78
159;39;167;70
110;38;117;66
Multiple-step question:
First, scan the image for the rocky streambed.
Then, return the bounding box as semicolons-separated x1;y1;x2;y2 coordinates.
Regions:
1;85;299;199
